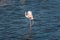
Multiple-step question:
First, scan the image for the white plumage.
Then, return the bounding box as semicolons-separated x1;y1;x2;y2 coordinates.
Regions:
25;11;34;20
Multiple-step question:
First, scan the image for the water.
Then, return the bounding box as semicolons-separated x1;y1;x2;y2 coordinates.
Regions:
0;0;60;40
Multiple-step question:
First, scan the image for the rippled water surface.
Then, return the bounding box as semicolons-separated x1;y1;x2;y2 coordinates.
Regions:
0;0;60;40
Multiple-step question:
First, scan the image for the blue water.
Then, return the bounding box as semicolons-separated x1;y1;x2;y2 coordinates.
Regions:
0;0;60;40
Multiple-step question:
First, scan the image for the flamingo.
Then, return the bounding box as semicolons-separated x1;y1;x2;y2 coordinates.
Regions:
25;11;34;40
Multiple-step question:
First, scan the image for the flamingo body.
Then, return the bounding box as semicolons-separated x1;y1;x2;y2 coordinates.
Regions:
25;11;34;20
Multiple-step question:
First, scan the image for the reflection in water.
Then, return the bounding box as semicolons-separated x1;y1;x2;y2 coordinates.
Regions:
0;0;9;6
20;0;26;5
